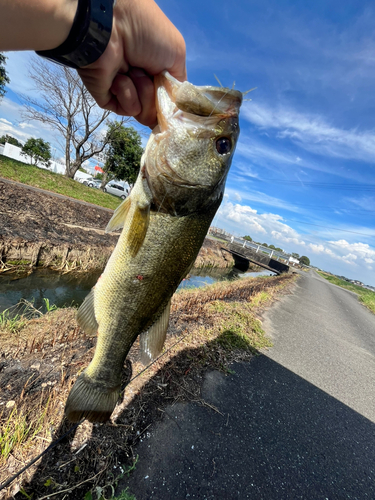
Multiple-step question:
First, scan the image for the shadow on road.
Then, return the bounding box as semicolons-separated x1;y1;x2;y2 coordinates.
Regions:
121;354;375;500
12;343;375;500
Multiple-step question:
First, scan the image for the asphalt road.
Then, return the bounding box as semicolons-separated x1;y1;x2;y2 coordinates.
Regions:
120;271;375;499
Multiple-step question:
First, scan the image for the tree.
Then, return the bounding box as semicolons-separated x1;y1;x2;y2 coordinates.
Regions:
103;122;143;186
262;243;268;247
299;256;310;266
0;134;23;147
22;137;51;167
292;252;300;259
0;53;10;100
243;235;252;241
21;57;129;178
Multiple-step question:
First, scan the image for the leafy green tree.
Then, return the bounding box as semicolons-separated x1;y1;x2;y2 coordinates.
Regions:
243;235;252;241
262;243;268;247
103;122;143;186
21;138;51;167
0;134;23;147
292;252;300;259
299;255;310;266
0;53;10;100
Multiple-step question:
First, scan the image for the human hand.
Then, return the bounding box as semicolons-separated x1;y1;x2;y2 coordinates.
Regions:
77;0;186;128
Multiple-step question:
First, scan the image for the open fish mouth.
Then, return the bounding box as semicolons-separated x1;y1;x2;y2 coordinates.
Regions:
156;71;243;120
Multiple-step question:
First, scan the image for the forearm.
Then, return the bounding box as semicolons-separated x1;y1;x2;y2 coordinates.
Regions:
0;0;77;51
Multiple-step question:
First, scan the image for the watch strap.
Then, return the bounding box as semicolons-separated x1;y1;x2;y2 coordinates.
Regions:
36;0;114;69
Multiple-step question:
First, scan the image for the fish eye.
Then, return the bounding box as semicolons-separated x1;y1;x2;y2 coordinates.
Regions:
216;137;232;155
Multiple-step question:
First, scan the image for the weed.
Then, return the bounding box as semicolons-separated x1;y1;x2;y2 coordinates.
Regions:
43;297;57;312
0;395;51;462
0;308;26;333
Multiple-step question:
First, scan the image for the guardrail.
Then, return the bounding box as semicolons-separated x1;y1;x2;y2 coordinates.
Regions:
230;237;297;264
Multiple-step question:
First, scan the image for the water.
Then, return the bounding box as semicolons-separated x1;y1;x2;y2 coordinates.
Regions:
0;269;101;314
0;267;276;313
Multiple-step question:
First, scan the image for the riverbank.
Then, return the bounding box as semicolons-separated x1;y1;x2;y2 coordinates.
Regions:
317;271;375;314
0;272;297;499
0;177;237;273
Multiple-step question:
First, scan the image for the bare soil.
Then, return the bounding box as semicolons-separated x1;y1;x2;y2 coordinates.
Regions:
0;180;234;273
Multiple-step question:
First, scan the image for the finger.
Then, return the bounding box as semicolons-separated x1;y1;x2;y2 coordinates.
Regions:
168;35;187;83
78;66;119;110
129;68;157;128
110;74;142;116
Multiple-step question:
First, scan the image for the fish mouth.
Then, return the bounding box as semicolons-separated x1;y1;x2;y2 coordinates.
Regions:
154;71;243;128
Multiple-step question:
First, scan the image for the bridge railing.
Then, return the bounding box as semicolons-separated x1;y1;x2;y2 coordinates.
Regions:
230;237;295;263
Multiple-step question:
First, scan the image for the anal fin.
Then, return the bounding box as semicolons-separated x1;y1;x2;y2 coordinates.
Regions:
140;299;171;365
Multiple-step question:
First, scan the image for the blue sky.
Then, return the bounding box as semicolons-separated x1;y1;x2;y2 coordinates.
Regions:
1;0;375;285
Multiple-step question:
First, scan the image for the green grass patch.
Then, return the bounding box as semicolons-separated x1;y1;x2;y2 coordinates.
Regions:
318;272;375;314
0;154;120;210
209;300;273;352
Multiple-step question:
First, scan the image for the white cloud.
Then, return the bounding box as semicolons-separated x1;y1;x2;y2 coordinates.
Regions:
216;201;307;247
224;186;300;212
309;244;325;253
242;102;375;163
0;118;12;125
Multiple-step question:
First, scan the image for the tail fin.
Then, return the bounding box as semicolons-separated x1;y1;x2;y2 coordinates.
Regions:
65;373;120;423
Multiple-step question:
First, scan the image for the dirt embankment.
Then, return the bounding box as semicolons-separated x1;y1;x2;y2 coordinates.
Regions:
0;180;233;273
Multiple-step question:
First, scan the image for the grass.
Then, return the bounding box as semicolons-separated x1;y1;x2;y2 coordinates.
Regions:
0;395;52;463
318;271;375;314
0;154;121;210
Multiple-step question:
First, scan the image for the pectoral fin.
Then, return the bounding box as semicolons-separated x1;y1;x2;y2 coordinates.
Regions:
127;203;150;257
106;197;131;233
106;196;150;257
77;289;98;336
140;299;171;365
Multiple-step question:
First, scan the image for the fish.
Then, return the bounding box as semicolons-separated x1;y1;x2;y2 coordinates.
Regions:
65;71;243;423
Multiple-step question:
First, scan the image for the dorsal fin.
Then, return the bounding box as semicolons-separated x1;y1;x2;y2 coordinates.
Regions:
139;299;171;365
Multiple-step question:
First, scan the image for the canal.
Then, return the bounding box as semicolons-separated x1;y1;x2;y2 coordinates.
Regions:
0;267;276;314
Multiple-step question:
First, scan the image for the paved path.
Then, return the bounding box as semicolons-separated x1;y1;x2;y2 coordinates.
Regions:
121;271;375;499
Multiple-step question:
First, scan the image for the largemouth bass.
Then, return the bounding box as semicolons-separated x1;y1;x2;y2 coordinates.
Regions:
65;72;243;422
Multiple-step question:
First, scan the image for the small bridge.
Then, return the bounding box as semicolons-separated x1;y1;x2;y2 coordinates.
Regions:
219;237;291;275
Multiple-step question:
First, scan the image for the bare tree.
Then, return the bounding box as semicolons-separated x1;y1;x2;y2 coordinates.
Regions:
21;57;130;178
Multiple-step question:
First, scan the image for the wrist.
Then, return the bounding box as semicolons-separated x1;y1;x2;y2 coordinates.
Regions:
0;0;78;52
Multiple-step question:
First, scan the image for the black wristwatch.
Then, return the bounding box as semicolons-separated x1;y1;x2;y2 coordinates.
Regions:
36;0;115;69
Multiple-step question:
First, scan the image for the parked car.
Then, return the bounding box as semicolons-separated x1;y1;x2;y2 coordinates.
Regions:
103;183;130;199
74;172;94;184
87;179;102;189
